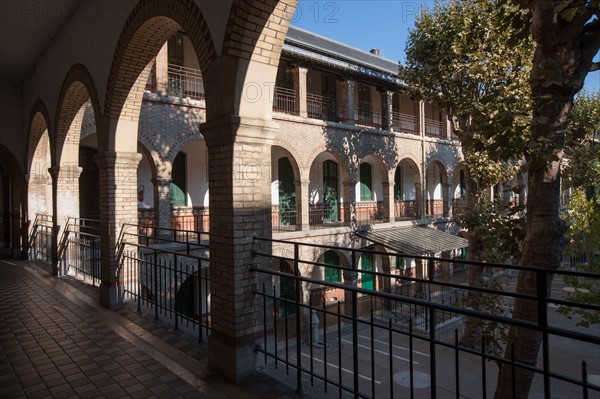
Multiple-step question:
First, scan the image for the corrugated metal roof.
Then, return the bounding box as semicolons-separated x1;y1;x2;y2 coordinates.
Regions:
357;227;468;256
285;26;401;76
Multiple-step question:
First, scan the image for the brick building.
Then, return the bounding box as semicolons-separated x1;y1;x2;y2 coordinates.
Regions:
0;0;471;382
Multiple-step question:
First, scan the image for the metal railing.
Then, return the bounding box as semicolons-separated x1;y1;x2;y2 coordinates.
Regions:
28;213;53;263
354;106;382;130
426;199;445;218
354;201;385;225
118;224;211;342
60;217;101;285
425;118;447;138
391;111;418;134
251;237;600;399
171;206;209;232
273;86;297;114
272;205;299;232
307;93;337;121
394;200;419;220
309;204;347;229
168;63;204;101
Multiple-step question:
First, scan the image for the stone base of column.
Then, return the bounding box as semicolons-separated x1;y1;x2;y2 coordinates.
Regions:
208;332;261;382
100;282;123;308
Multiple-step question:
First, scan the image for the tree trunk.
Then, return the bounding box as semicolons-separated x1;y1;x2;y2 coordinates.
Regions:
494;1;597;397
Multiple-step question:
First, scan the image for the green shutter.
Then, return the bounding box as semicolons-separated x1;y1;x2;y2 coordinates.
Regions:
394;166;403;201
360;163;373;201
324;251;340;282
323;161;339;222
170;152;187;207
278;158;296;225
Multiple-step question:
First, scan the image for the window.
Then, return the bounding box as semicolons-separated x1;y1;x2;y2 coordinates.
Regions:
278;157;296;226
361;250;374;290
170;152;187;206
394;166;403;201
324;251;341;282
323;160;338;223
360;163;373;201
357;83;371;122
168;33;184;66
395;256;405;270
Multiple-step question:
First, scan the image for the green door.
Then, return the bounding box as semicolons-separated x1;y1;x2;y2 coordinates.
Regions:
278;157;296;226
170;152;187;207
323;160;339;223
361;251;374;290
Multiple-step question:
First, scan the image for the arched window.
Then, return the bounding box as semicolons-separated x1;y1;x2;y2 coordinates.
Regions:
323;160;338;222
394;166;403;201
324;250;341;283
360;163;373;201
171;152;187;206
278;157;296;225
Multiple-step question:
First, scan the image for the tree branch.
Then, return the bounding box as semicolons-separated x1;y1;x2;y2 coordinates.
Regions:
591;62;600;72
583;17;600;34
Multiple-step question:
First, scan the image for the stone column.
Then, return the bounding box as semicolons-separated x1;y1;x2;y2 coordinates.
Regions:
340;80;355;124
155;42;169;95
343;179;356;225
380;89;393;131
152;176;172;231
48;166;59;276
443;183;451;217
203;116;277;382
292;66;308;118
382;181;394;223
95;151;142;308
297;180;310;230
415;181;424;220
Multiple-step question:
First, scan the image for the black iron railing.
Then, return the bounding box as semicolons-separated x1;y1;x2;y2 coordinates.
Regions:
60;217;101;285
252;237;600;399
28;213;53;263
117;224;211;342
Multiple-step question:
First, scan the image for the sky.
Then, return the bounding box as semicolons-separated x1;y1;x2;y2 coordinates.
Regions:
291;0;600;94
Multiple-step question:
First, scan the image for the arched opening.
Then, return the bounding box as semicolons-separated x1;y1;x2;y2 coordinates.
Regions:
356;155;387;225
394;158;420;220
426;161;448;218
452;166;469;215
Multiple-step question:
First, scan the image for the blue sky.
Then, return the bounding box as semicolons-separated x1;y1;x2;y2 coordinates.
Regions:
291;0;599;94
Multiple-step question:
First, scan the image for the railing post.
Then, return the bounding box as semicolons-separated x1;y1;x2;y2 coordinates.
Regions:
352;248;359;397
174;253;178;331
537;270;550;399
154;249;159;320
293;242;302;394
428;258;437;399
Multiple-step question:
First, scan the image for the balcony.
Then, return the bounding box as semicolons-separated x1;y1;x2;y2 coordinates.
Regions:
426;199;445;218
392;111;418;134
355;201;386;225
354;106;382;130
425;118;447;138
271;205;299;232
167;64;205;101
309;204;347;229
273;86;297;115
307;92;337;121
394;200;419;220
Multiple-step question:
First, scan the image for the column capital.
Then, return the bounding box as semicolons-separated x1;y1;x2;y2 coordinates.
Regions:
93;151;142;169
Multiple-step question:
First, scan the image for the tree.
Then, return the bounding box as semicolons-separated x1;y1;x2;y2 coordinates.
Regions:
401;0;532;349
494;1;600;398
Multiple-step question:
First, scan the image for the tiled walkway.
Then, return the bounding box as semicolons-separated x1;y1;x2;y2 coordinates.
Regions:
0;260;304;398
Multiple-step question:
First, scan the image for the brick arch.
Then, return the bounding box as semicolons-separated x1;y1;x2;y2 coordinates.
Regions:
223;0;298;66
358;154;390;184
137;142;159;181
104;0;217;128
306;147;352;183
396;157;422;183
272;145;301;182
27;101;52;174
54;64;101;165
426;158;449;185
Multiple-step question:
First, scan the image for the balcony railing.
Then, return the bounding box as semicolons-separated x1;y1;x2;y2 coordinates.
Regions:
252;237;600;399
425;118;447;138
28;213;53;263
392;111;418;134
273;86;297;114
60;217;101;285
118;224;211;343
307;93;337;121
354;106;382;130
171;206;210;232
394;200;419;220
272;205;299;232
168;64;204;101
355;201;385;225
309;204;347;229
426;199;445;218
